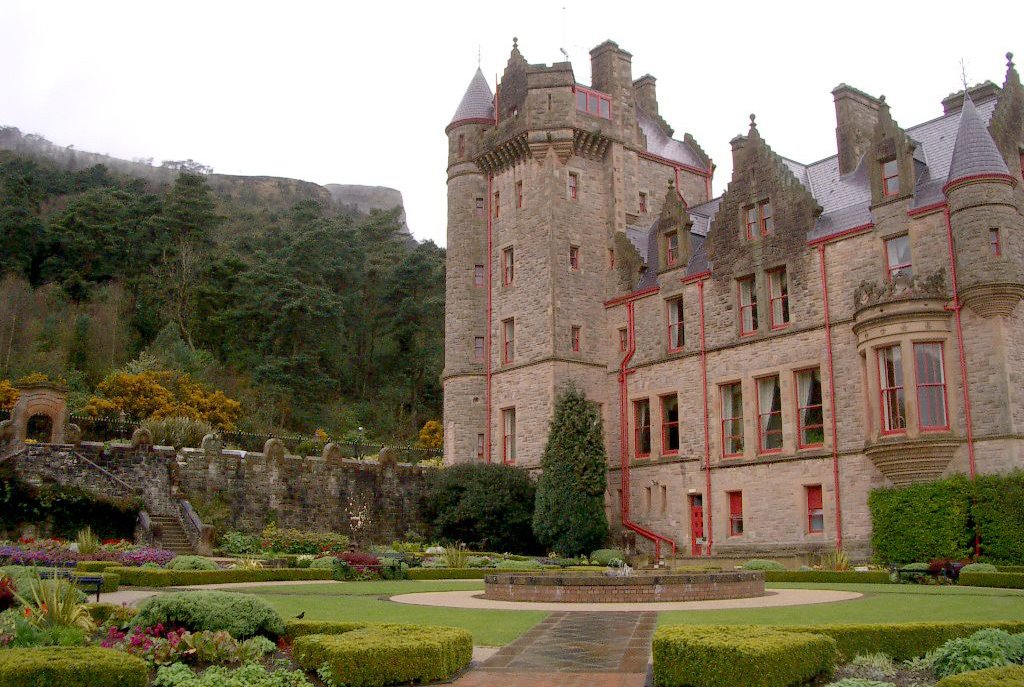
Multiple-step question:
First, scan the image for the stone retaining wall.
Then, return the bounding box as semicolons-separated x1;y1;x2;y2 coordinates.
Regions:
483;570;765;603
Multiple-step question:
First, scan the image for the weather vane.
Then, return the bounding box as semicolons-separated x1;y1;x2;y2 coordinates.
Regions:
959;58;969;91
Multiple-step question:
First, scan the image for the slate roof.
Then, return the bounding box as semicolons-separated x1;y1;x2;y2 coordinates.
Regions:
637;106;707;170
450;68;495;125
946;95;1010;184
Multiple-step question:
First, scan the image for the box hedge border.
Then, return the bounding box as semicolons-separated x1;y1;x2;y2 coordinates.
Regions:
286;620;370;638
72;571;120;593
291;623;473;687
763;571;891;584
108;566;333;587
935;664;1024;686
76;561;124;573
0;646;148;687
959;571;1024;589
407;568;490;580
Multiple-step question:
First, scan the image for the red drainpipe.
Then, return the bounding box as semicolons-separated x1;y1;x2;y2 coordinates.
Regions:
617;298;677;561
817;244;844;550
696;278;713;555
484;174;494;463
942;206;977;480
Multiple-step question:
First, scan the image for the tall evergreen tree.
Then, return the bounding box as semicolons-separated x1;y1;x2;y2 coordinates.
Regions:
532;384;609;557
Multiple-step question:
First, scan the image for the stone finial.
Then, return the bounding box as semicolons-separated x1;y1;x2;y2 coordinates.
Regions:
131;427;153;449
201;433;222;455
322;442;344;462
64;423;82;446
263;438;285;462
379;447;398;469
1009;52;1015;69
513;37;518;50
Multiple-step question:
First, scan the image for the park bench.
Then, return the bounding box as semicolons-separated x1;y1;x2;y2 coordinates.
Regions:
892;561;964;583
36;567;105;602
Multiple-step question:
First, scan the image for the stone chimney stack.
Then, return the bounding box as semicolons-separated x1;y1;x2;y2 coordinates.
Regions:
941;81;1001;115
590;40;633;96
634;74;658;115
833;84;883;176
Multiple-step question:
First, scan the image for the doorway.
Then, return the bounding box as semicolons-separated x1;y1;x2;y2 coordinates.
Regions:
689;494;704;556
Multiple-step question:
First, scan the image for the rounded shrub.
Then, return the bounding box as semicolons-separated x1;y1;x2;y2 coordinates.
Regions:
0;646;148;687
742;559;787;571
960;563;998;574
309;556;339;569
590;549;625;566
133;591;285;639
166;555;219;571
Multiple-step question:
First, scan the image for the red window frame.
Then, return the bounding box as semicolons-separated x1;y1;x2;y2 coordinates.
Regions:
569;245;580;270
666;233;679;266
728;491;743;536
744;205;759;240
667;297;684;352
516;180;523;209
639;192;648;214
502;247;514;286
755;374;783;455
502;407;516;464
759;200;774;235
914;342;949;431
877;344;907;434
990;228;1002;256
474;264;485;287
574;85;612;119
768;267;790;330
661;394;679;455
634;398;652;459
885;235;912;280
795;367;824;449
806;485;824;533
474;336;484;360
721;382;744;458
738;276;758;336
502;318;514;364
568;172;578;200
881;159;900;196
618;327;628;353
493;191;500;218
571;325;581;352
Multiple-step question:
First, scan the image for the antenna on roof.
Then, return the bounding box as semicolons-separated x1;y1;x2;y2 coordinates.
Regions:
478;45;482;67
559;5;569;62
959;58;970;92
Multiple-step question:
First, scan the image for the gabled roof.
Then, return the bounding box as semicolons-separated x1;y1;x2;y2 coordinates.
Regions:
946;94;1011;185
450;68;495;125
637;106;708;171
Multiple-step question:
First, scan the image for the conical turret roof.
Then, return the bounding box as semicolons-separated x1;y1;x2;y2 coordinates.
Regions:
450;68;495;125
946;94;1010;185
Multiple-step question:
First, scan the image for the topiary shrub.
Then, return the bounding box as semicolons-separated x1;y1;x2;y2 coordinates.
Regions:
132;591;285;639
166;555;219;571
961;563;999;573
0;646;148;686
532;385;608;558
423;463;540;554
742;559;786;571
935;665;1024;686
292;624;473;687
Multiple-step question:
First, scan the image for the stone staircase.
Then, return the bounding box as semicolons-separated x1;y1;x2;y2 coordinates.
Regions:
149;514;195;554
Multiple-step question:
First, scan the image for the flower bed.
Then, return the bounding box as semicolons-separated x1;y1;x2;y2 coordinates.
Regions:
0;539;175;568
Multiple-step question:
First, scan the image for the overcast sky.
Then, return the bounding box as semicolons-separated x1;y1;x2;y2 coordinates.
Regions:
2;1;1020;245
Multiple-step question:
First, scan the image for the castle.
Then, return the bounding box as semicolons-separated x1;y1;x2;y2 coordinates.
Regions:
443;38;1024;560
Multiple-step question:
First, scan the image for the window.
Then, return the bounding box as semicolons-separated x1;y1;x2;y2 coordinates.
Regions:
744;200;773;239
475;196;484;215
568;172;579;200
575;86;611;119
476;433;484;461
768;268;790;329
661;394;679;454
915;343;948;430
493;191;500;218
667;298;684;351
881;159;900;196
571;325;581;352
991;228;1002;256
639;192;648;214
738;276;758;335
666;233;679;266
502;318;515;364
502;408;516;464
807;485;824;533
618;327;628;353
728;491;743;536
795;368;824;448
756;375;783;453
502;247;514;285
569;245;580;270
457;134;465;157
885;235;912;279
474;336;484;360
474;264;485;287
721;382;744;457
634;399;652;458
516;181;523;209
878;345;907;433
608;248;616;269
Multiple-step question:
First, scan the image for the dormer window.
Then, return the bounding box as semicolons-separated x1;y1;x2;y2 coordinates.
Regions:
665;233;679;266
575;86;611;119
881;159;900;197
744;200;773;239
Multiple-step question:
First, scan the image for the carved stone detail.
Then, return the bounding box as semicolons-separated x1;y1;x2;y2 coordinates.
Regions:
960;283;1024;318
865;437;960;486
854;269;948;311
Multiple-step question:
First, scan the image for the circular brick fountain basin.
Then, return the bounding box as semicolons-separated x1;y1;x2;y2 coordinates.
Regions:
483;570;765;603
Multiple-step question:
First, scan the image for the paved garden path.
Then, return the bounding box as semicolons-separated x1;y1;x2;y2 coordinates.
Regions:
450;611;656;687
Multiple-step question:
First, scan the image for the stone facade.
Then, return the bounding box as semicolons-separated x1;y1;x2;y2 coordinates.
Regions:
444;42;1024;560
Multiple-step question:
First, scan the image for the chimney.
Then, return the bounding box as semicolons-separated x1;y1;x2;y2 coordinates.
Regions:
590;40;633;96
941;81;1001;115
832;84;883;175
634;74;658;115
730;135;748;169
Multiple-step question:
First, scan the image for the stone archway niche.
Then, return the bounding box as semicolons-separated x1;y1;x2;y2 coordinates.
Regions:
8;384;69;444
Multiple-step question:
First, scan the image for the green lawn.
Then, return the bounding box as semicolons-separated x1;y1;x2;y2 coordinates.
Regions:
215;579;1024;647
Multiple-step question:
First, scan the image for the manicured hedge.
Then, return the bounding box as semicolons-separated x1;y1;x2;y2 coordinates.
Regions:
72;571;119;593
972;472;1024;564
959;572;1024;589
0;646;148;687
869;476;975;564
133;591;285;639
286;620;370;638
998;566;1024;574
763;571;891;584
935;665;1024;686
292;624;473;687
653;625;837;687
108;566;333;587
407;568;490;580
76;561;123;573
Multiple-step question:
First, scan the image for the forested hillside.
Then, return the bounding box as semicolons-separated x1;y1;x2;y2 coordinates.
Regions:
0;143;444;441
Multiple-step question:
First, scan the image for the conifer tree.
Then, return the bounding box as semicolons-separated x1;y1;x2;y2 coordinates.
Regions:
532;384;609;557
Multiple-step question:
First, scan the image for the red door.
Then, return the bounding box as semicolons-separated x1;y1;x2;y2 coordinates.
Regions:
689;495;704;556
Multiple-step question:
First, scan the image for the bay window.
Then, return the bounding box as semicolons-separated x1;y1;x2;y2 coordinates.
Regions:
914;343;948;430
878;345;907;433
